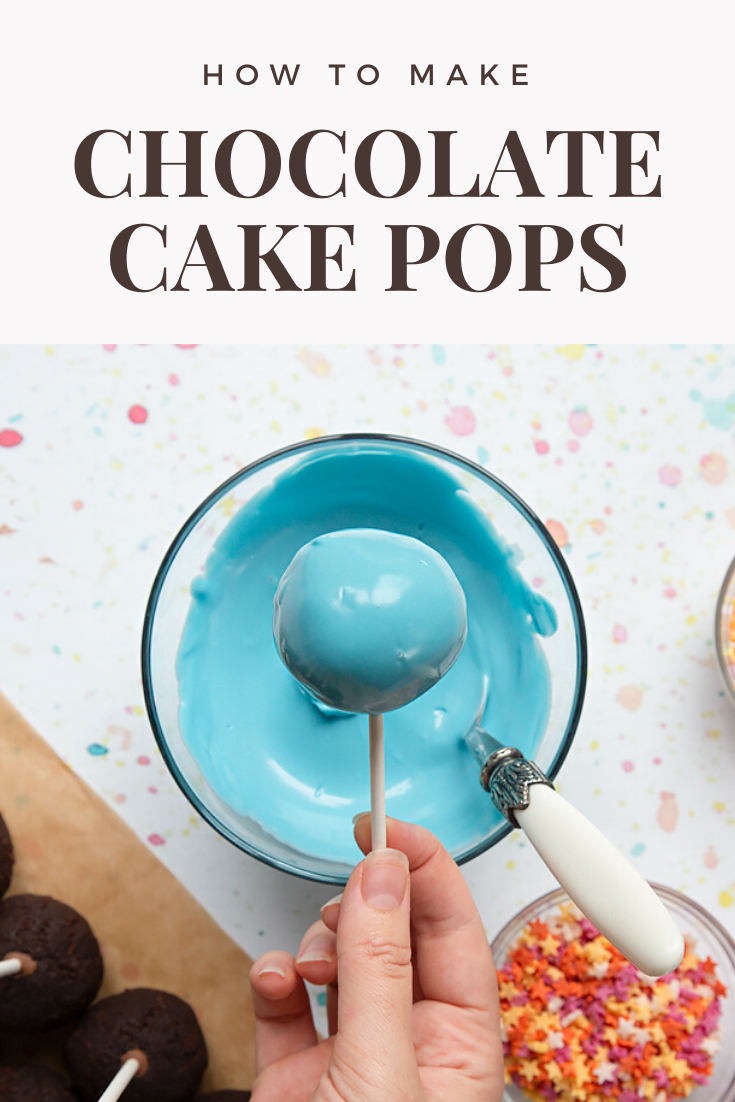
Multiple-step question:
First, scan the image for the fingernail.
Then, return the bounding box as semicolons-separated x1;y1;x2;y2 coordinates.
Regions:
351;811;370;825
257;963;286;978
320;893;343;913
361;851;408;910
296;934;335;965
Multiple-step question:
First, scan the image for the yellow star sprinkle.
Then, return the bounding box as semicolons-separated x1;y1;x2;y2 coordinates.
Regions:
583;939;611;963
666;1057;695;1083
519;1059;540;1082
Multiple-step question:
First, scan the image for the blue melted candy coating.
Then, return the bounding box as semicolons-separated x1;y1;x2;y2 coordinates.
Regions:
176;444;557;866
274;529;468;715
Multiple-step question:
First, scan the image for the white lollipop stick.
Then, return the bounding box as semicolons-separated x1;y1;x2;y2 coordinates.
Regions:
97;1056;141;1102
0;957;22;978
369;714;386;850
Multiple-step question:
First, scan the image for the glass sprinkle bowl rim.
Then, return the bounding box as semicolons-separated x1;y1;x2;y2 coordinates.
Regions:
715;555;735;707
491;882;735;967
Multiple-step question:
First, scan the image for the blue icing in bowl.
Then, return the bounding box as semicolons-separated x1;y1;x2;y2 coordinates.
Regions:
175;445;556;866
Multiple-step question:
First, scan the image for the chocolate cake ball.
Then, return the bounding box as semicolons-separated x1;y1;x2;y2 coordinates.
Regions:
65;988;208;1102
198;1094;252;1101
0;1064;77;1101
0;812;14;898
0;894;103;1031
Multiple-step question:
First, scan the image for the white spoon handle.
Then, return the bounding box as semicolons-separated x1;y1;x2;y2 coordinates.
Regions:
515;783;684;977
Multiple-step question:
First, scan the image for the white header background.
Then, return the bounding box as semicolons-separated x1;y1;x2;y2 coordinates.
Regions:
2;0;732;341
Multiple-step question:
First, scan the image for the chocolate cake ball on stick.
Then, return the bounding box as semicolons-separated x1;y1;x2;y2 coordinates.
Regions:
0;811;15;898
0;894;103;1030
65;988;208;1102
0;1064;77;1101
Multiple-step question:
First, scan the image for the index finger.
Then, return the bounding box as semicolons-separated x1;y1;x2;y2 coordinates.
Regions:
249;952;318;1074
354;816;498;1014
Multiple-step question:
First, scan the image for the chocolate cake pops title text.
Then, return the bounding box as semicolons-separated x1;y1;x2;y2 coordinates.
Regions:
73;66;661;295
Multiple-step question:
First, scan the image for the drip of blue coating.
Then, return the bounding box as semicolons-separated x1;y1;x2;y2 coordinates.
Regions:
176;443;557;867
273;529;468;715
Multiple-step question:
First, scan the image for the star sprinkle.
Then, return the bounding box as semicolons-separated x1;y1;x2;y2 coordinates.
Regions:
593;1059;617;1084
496;904;726;1102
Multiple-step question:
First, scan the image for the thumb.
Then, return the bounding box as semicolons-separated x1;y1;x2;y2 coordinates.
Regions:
328;847;420;1101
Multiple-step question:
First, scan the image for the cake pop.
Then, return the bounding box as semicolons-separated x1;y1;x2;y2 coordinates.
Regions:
274;528;468;848
0;1064;77;1101
65;988;208;1102
0;811;14;898
274;528;468;715
0;894;103;1030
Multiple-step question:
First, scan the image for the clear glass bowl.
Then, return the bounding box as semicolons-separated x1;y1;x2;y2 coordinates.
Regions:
716;557;735;705
491;885;735;1102
141;434;587;883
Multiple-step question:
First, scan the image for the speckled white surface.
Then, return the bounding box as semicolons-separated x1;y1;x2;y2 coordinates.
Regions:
1;344;734;1026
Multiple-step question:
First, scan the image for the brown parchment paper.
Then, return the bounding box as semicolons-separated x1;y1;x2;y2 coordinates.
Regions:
0;692;255;1091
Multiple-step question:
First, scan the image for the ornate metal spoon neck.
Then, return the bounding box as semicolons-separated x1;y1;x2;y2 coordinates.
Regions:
480;746;554;828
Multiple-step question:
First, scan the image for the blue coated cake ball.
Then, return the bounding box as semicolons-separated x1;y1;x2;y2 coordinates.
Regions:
274;529;467;714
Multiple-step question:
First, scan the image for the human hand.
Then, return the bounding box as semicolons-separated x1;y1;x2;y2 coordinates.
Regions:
249;817;505;1102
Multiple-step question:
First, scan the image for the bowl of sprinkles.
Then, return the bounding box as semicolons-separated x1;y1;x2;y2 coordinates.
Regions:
716;559;735;705
491;885;735;1102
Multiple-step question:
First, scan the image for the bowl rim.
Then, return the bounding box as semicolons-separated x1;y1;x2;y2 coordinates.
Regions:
715;556;735;706
490;882;735;967
141;432;588;881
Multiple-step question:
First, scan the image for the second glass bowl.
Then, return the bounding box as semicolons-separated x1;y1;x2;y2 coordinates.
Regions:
491;885;735;1102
